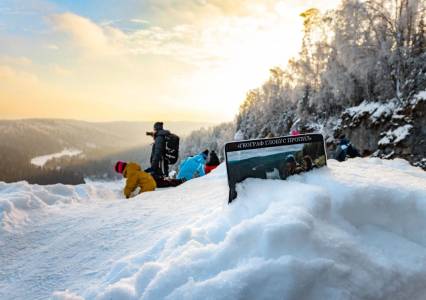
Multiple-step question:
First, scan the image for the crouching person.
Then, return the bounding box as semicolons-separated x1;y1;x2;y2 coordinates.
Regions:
115;161;156;198
177;150;209;181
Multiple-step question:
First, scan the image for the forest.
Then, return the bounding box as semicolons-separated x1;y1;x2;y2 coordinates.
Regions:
187;0;425;168
237;0;425;137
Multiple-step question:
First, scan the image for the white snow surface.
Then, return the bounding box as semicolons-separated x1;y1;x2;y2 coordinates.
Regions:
378;124;413;146
31;148;83;167
1;158;426;300
411;89;426;105
345;99;399;123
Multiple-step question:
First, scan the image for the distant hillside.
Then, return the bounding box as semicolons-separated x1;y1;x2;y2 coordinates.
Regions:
0;119;213;183
0;119;212;158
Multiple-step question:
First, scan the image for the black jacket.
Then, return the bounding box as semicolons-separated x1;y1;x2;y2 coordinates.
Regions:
206;151;220;166
150;129;170;172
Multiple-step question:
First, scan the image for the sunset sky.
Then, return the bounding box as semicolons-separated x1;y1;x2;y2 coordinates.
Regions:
0;0;340;122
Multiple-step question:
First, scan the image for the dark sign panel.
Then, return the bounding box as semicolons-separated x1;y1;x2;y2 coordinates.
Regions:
225;134;327;203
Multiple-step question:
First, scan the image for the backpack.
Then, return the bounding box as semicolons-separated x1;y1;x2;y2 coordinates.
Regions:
164;133;180;164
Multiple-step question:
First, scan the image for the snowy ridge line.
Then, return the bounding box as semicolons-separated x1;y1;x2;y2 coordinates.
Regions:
49;158;426;300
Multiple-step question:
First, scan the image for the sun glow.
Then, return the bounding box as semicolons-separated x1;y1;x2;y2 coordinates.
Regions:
0;0;341;122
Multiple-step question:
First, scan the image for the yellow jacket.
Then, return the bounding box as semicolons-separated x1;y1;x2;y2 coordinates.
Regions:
123;162;157;198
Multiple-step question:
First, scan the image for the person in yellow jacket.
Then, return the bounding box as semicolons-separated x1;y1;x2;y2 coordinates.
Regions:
115;161;157;198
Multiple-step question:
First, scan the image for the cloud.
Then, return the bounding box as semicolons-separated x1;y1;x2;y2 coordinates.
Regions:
0;62;122;121
50;12;126;56
130;18;150;24
0;55;32;66
48;0;340;66
50;64;72;76
0;0;341;122
45;44;59;50
0;64;37;83
142;0;335;25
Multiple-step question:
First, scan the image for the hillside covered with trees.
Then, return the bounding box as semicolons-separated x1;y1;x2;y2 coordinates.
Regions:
185;0;425;168
0;120;211;183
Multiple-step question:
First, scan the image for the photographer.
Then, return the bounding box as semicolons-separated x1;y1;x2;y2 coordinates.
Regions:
146;121;170;177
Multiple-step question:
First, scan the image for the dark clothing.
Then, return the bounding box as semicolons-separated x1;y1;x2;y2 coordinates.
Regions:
205;151;220;174
154;122;164;131
340;138;350;146
335;145;347;162
154;176;185;188
206;151;220;166
347;144;360;158
335;138;360;162
150;129;170;176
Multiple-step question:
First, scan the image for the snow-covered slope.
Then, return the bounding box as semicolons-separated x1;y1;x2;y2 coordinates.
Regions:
1;158;426;300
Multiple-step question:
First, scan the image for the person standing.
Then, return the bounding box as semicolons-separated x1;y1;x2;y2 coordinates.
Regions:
147;122;170;177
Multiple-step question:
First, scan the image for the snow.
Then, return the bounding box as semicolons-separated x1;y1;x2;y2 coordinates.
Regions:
411;89;426;105
378;124;413;146
1;158;426;300
31;148;83;167
234;130;244;141
345;99;399;123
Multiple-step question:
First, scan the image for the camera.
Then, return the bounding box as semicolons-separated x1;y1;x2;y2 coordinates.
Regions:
146;131;154;136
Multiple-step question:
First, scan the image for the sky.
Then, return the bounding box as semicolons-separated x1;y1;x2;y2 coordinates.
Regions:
0;0;340;123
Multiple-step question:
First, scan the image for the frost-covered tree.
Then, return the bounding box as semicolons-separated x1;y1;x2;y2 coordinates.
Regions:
236;0;425;140
179;122;235;163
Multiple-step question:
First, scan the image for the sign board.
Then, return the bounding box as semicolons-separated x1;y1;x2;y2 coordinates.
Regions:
225;134;327;203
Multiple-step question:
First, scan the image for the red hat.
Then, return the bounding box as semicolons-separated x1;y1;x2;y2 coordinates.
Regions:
115;161;127;174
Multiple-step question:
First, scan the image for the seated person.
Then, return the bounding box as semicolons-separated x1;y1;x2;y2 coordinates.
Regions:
335;134;361;162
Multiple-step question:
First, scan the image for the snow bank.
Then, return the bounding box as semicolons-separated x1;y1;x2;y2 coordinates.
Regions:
410;89;426;106
345;99;399;123
0;181;121;231
2;159;425;299
378;124;413;146
31;148;83;167
74;159;426;300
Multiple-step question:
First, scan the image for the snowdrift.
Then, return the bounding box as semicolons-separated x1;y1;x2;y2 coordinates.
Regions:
1;158;426;300
0;180;121;231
